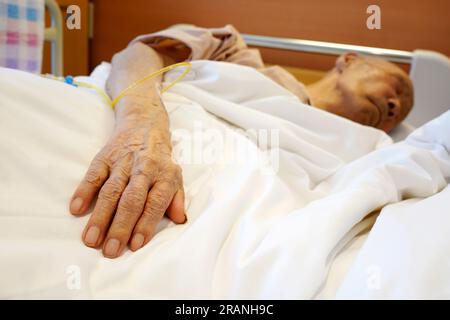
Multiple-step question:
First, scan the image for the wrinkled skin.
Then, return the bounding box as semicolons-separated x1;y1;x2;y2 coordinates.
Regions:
69;43;185;258
70;115;185;258
306;53;414;133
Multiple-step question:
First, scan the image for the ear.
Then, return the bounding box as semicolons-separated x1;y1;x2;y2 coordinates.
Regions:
336;53;359;73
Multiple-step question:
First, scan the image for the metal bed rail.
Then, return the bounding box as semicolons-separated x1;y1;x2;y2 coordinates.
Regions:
44;0;63;76
242;34;413;64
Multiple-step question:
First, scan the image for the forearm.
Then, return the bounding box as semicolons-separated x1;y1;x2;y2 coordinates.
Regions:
71;43;186;258
106;42;169;131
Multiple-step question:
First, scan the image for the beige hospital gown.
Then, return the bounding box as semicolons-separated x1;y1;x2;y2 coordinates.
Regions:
129;25;310;104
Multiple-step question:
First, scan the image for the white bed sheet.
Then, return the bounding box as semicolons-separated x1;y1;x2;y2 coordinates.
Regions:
0;62;449;299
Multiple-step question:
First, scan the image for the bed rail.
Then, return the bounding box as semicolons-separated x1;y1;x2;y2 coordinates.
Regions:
44;0;63;76
242;34;413;64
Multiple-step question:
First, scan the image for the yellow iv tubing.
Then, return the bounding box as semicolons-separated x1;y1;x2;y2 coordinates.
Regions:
42;61;192;109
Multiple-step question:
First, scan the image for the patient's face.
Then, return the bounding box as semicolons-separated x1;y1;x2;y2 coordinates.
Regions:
331;54;414;132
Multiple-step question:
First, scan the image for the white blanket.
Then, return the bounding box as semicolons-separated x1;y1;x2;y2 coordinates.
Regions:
0;61;449;299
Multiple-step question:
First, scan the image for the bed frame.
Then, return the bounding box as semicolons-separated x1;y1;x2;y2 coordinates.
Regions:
44;0;63;76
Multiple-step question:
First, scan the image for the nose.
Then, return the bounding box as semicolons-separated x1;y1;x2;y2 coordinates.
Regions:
387;98;401;118
379;97;403;132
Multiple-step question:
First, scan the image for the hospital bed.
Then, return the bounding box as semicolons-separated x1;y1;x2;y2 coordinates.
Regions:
0;0;450;298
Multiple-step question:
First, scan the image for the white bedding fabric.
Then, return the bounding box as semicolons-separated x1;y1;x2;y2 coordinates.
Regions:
0;61;449;299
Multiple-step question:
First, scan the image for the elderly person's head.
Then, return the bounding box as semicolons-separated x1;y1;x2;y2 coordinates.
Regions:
306;53;414;132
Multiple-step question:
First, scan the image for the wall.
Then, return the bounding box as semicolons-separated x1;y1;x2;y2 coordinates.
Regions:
89;0;450;72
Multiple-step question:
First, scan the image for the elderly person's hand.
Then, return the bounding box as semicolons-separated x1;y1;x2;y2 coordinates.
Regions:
69;43;186;258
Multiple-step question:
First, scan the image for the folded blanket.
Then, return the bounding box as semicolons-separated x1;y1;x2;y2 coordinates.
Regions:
0;0;44;73
130;24;311;104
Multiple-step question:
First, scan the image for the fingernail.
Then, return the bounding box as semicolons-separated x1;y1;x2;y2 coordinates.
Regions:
70;197;83;214
130;233;145;251
104;238;120;257
84;226;100;247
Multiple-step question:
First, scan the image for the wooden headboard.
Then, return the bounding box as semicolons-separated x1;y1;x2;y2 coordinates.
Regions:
89;0;450;74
